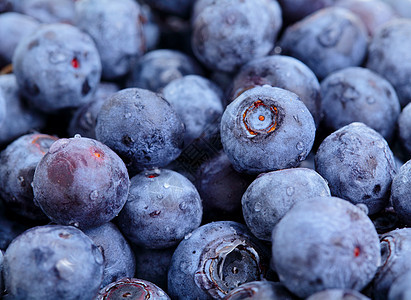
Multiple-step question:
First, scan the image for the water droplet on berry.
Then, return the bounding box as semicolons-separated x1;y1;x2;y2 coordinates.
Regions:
49;139;69;154
286;186;295;196
74;134;82;139
179;201;187;210
92;245;104;264
157;194;164;199
18;176;25;186
124;113;132;119
184;232;192;239
296;141;304;151
254;202;262;212
366;96;376;104
69;221;80;228
89;190;99;201
163;183;170;189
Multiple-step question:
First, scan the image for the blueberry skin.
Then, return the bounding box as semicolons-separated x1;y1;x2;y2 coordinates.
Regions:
9;0;75;23
195;150;254;223
223;281;297;300
398;103;411;157
162;75;224;147
320;67;401;141
366;19;411;107
0;133;58;221
0;12;40;68
3;225;104;300
242;168;331;241
0;87;5;127
95;88;185;174
168;221;272;300
117;169;202;249
12;23;102;113
68;82;119;139
315;122;396;215
191;0;282;73
32;136;130;229
390;160;411;225
272;196;381;298
306;289;371;300
84;222;135;288
75;0;145;80
133;245;175;291
96;278;170;300
280;7;368;80
142;0;195;18
229;55;322;127
126;49;203;93
334;0;396;36
373;228;411;300
0;74;46;145
388;270;411;300
277;0;336;23
382;0;411;18
221;86;316;174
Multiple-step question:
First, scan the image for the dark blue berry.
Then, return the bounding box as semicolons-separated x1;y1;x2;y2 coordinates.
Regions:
0;133;57;221
221;86;316;174
223;281;297;300
272;196;380;298
242;168;330;241
398;103;411;157
390;160;411;225
95;88;185;174
12;23;102;113
315;122;396;214
33;136;130;229
306;289;371;300
3;225;104;299
117;168;202;249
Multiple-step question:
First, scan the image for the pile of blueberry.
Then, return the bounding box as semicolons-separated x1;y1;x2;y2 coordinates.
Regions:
1;0;411;299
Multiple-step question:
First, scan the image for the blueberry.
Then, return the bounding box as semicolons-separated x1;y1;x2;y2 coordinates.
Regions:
3;225;104;299
229;55;322;127
398;103;411;157
366;19;411;107
32;136;130;229
242;168;330;241
191;0;282;72
382;0;411;18
142;0;195;18
276;0;336;23
280;7;368;79
334;0;396;36
133;245;175;291
0;74;46;145
96;277;170;300
315;122;396;214
9;0;75;24
195;150;254;223
167;221;272;299
12;23;102;113
272;196;381;298
221;85;316;174
95;88;185;174
126;49;203;93
306;289;371;300
68;82;119;140
320;67;401;141
0;12;40;68
75;0;145;80
0;133;58;221
117;168;202;249
373;228;411;300
84;222;135;288
162;75;224;147
390;160;411;225
223;281;297;300
388;270;411;300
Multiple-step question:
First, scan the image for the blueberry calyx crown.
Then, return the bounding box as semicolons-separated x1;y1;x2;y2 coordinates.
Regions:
194;238;264;298
241;99;279;137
